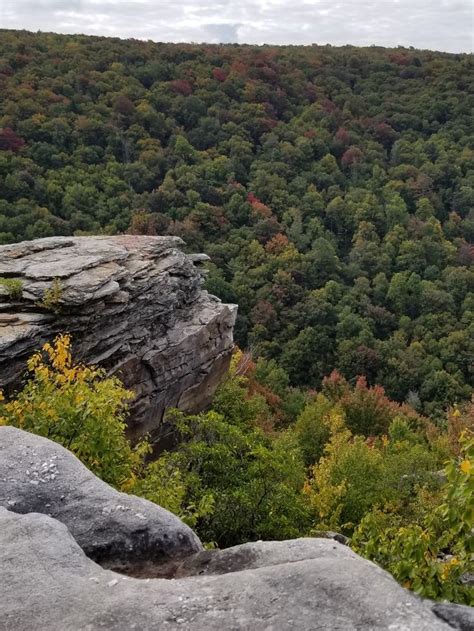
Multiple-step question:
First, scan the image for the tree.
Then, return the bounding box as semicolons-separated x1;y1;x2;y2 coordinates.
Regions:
352;429;473;604
295;394;334;465
0;335;141;487
304;411;385;532
0;30;471;414
0;127;25;152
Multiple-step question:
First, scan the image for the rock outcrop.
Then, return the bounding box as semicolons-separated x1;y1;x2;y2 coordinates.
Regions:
1;507;458;631
2;428;473;631
0;236;237;440
0;425;203;572
0;427;474;631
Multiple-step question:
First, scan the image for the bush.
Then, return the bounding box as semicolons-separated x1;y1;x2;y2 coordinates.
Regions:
303;413;444;535
0;335;145;488
160;403;310;546
304;411;385;532
0;277;23;300
352;430;473;604
39;277;63;313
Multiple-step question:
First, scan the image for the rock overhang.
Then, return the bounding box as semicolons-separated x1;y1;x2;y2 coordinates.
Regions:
0;235;237;441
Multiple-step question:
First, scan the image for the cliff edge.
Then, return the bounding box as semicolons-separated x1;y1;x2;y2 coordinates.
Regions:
0;235;237;440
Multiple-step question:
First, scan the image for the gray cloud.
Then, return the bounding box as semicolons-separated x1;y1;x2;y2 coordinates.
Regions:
0;0;472;52
204;23;242;44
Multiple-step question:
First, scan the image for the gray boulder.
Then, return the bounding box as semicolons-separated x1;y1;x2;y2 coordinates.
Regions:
432;603;474;631
0;425;202;571
0;235;237;441
0;507;455;631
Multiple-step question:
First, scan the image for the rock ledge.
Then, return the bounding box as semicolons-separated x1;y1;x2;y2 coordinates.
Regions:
0;236;237;439
1;427;472;631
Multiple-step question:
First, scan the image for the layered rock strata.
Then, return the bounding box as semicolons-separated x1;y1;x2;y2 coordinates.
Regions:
0;236;237;440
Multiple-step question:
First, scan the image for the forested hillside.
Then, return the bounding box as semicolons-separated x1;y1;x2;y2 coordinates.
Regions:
0;30;473;413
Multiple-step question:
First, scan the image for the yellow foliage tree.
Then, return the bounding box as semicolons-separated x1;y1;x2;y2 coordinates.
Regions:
0;335;148;488
303;409;385;533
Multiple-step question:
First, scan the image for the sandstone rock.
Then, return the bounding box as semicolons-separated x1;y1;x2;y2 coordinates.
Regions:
0;425;202;571
0;236;237;440
0;507;456;631
432;603;474;631
322;530;350;545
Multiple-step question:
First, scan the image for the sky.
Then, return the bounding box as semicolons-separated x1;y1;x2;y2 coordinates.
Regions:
0;0;473;53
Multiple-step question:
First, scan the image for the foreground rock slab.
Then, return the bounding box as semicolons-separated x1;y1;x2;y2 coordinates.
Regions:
0;426;202;571
0;235;237;440
0;508;455;631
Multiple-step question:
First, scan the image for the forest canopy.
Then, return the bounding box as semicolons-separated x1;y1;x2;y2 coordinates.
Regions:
0;29;473;413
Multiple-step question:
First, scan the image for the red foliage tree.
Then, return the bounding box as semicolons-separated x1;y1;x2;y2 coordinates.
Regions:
0;128;25;152
169;79;193;96
247;192;273;219
321;98;336;112
388;52;411;66
334;127;350;145
322;370;421;436
113;95;135;116
265;233;290;254
457;242;474;266
341;146;363;168
251;299;277;328
304;83;317;103
212;67;227;82
251;201;273;219
247;192;260;204
373;122;397;148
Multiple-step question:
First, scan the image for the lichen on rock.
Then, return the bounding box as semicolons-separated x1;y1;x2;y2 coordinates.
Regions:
0;425;203;571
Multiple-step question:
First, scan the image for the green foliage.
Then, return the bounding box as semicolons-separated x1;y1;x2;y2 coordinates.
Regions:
39;277;63;313
0;334;472;605
304;412;385;532
254;358;290;399
294;393;333;465
0;30;471;414
0;277;23;300
131;453;215;529
352;430;474;604
159;377;311;546
303;412;443;535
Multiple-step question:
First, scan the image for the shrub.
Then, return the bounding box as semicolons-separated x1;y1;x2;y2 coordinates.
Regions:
0;277;23;300
352;430;474;604
39;277;63;313
0;334;144;488
304;411;385;532
161;405;310;546
295;393;334;465
303;413;444;535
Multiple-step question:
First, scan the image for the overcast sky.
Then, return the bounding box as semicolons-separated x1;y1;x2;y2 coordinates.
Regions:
1;0;472;53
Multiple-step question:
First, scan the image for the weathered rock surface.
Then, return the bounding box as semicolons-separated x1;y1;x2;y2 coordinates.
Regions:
432;603;474;631
0;507;456;631
0;426;203;571
0;235;237;440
